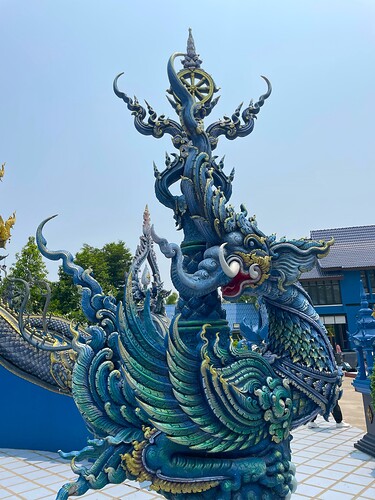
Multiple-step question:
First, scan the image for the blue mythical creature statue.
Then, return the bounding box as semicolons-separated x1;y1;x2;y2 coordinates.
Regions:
0;274;84;394
0;166;69;392
34;31;341;499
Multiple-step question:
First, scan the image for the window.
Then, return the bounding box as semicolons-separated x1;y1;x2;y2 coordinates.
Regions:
360;270;369;293
369;270;375;295
360;270;375;296
320;315;348;350
301;280;342;305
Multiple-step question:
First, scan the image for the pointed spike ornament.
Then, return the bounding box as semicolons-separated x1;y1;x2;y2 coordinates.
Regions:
181;28;202;70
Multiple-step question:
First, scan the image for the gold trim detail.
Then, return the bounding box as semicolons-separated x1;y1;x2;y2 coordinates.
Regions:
317;238;335;259
366;404;374;424
121;427;219;494
235;251;271;287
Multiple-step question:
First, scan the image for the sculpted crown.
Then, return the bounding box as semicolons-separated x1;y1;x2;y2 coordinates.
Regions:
113;29;272;151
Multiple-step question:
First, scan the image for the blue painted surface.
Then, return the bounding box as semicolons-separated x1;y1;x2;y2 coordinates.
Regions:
166;303;261;330
313;270;371;350
222;303;260;328
353;379;371;395
0;366;89;452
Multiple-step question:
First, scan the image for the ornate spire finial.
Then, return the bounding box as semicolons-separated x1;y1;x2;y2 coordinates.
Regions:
143;204;151;234
0;163;5;181
181;28;202;70
353;279;375;336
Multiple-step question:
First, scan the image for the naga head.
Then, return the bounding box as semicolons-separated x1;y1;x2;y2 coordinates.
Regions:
219;220;334;300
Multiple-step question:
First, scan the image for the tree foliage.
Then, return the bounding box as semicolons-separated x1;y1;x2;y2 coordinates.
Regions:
9;236;48;281
49;266;82;321
0;237;132;321
50;240;132;320
237;295;258;305
2;236;49;313
166;291;178;305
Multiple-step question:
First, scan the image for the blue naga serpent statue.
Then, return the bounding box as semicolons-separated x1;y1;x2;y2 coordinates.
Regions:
0;276;85;395
0;165;75;394
34;32;341;499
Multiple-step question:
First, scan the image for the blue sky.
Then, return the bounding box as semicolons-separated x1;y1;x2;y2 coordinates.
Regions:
1;0;374;288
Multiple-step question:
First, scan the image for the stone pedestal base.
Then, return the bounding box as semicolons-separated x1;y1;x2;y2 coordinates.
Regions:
355;392;375;458
355;432;375;457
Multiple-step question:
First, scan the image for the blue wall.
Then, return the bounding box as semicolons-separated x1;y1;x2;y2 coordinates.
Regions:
0;366;90;452
340;270;362;305
314;270;369;350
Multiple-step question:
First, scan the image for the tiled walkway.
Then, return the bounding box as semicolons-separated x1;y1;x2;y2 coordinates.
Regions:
0;420;374;499
292;420;375;499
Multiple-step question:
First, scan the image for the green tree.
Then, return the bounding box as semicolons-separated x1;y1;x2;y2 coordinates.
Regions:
50;267;83;322
166;291;178;305
2;236;49;313
237;295;258;306
74;241;132;301
50;240;132;320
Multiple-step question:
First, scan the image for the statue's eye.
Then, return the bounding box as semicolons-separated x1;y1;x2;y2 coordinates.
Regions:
244;234;267;251
244;237;257;249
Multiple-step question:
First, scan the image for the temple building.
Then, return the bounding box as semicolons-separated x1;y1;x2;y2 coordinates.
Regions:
299;225;375;352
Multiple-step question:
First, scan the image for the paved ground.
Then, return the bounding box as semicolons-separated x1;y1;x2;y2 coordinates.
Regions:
339;374;366;431
0;374;373;499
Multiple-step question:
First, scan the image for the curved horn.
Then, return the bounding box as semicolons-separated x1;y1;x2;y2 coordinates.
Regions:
36;216;105;323
259;76;272;100
113;72;125;99
249;76;272;115
219;244;240;278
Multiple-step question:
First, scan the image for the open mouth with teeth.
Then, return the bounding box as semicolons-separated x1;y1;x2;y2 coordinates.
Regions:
221;270;258;298
219;245;271;299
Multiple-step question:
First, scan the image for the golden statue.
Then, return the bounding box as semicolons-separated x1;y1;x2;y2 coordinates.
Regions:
0;212;16;248
0;164;16;248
